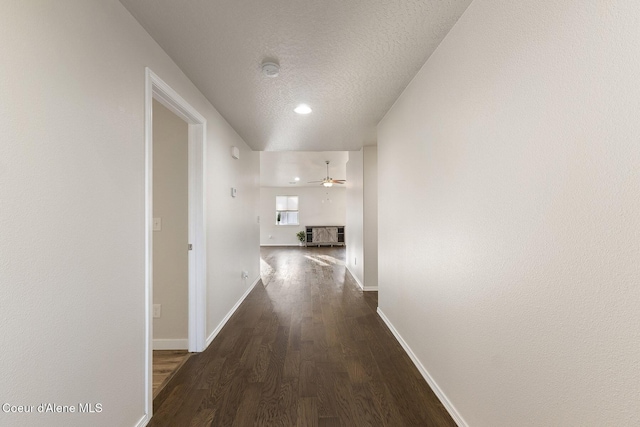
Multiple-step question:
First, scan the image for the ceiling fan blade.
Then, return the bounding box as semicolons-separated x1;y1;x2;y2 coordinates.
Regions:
308;161;344;184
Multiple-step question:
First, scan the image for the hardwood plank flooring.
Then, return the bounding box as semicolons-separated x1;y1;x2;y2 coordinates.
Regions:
150;247;455;426
153;350;191;399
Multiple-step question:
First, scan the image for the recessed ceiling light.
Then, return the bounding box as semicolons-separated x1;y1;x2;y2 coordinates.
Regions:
294;104;312;114
294;177;300;181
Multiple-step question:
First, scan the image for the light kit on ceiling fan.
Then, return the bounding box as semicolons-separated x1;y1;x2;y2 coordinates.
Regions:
308;160;346;187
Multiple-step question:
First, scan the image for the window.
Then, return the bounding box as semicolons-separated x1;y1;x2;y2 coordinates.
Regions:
276;196;299;225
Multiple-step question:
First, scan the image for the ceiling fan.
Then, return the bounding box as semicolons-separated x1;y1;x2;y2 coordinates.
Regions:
308;160;346;187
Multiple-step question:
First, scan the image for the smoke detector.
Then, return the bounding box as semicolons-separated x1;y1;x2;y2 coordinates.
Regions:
261;61;280;78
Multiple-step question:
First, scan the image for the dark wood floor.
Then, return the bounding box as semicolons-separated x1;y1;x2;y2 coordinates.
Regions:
150;246;455;426
153;350;191;398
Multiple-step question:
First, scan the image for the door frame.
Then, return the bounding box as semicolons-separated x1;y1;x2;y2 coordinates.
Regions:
144;68;207;419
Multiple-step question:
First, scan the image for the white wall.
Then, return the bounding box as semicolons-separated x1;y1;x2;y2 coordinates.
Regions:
260;186;346;246
0;1;259;426
378;1;640;426
152;100;188;346
345;150;364;286
204;124;260;346
346;148;378;290
363;146;378;290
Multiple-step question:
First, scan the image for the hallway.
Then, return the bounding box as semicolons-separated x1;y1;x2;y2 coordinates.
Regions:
150;247;455;426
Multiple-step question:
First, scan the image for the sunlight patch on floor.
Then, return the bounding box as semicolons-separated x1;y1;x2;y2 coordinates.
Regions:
260;257;275;286
317;254;344;265
304;255;330;266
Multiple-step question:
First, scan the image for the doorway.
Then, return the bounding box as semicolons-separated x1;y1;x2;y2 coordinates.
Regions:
144;68;207;421
151;98;190;397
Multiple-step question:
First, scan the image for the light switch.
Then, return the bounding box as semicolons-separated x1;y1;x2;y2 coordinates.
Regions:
153;304;161;318
231;187;237;198
153;218;162;231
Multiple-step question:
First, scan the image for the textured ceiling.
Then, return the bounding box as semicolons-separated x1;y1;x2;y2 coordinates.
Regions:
120;0;472;151
260;152;348;187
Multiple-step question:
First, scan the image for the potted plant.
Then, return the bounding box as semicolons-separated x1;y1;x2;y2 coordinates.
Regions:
296;231;306;247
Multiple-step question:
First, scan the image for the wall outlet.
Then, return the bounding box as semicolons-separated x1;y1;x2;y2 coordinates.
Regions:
153;304;161;318
153;218;162;231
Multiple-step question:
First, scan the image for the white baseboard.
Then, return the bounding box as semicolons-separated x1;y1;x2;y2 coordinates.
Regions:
133;413;149;427
152;339;188;350
205;275;261;348
346;266;377;291
346;265;364;289
376;308;468;427
260;243;300;247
